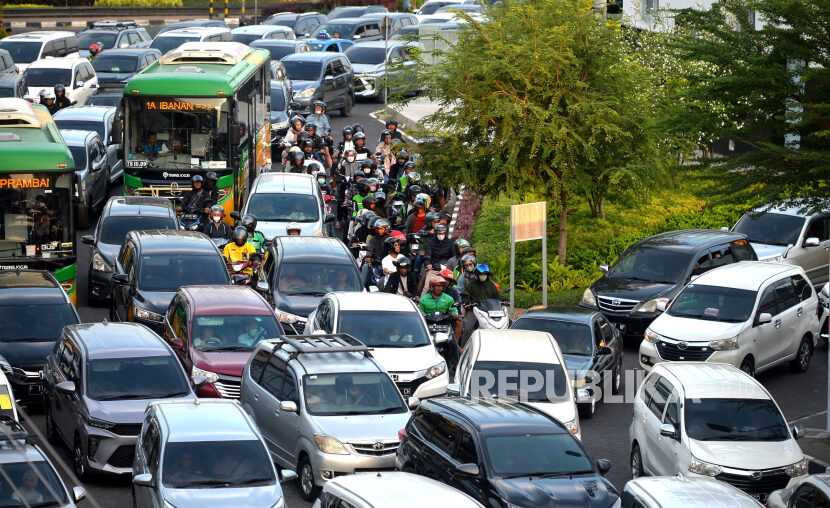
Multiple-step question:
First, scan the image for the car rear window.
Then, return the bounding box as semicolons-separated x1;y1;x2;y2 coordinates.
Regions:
100;216;176;245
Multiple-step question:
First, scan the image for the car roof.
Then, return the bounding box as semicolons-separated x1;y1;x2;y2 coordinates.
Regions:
251;39;305;47
349;40;402;50
745;200;826;219
58;128;98;144
180;285;274;316
0;73;23;85
0;442;54;467
3;31;75;42
324;17;373;25
328;472;482;507
282;51;340;62
131;230;219;255
275;236;354;264
653;362;770;400
425;396;563;436
516;305;597;324
232;24;291;34
153;399;261;442
625;476;764;507
634;229;748;253
26;57;87;69
66;322;171;359
253;171;316;194
103;196;175;217
97;48;159;57
362;12;415;19
163;20;228;29
330;291;417;312
52;105;114;122
0;270;67;305
472;329;561;364
157;27;230;37
691;261;803;291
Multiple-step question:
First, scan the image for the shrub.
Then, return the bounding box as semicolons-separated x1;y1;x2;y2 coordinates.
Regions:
94;0;182;6
262;1;322;16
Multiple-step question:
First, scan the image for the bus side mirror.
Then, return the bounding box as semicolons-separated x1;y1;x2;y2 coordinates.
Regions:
230;124;241;146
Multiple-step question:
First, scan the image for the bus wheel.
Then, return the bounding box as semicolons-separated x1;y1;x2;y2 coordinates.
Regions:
340;94;353;117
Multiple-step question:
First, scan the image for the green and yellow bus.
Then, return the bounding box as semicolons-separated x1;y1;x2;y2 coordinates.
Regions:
122;42;271;221
0;99;78;304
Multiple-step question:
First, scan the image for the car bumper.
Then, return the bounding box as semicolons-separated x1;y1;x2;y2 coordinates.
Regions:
584;306;657;338
639;340;741;371
85;428;137;475
8;372;45;405
89;268;113;300
354;76;381;98
683;469;804;504
310;450;396;485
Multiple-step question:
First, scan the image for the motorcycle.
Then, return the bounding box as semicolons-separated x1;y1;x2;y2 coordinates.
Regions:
424;311;459;375
176;198;205;232
471;299;510;330
227;260;253;286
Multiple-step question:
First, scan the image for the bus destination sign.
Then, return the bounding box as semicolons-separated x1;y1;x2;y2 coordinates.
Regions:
144;100;214;111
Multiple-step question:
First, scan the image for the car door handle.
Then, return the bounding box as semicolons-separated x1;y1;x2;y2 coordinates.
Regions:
253;394;259;401
797;307;803;317
775;319;782;329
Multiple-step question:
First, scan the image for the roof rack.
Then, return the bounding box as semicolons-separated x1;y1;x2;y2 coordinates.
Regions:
0;416;29;444
274;334;373;360
87;21;138;29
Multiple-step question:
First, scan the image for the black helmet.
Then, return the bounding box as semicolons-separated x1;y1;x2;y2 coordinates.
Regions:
209;205;224;217
297;131;310;142
391;137;403;145
205;171;218;183
357;179;370;195
380;129;392;142
316;169;327;178
368;216;381;229
301;138;314;150
352;123;364;133
374;191;386;205
354;132;366;142
359;210;376;226
404;161;416;170
385;119;398;129
233;226;248;244
394;256;411;269
434;223;448;235
408;184;423;196
191;175;204;185
353;170;365;180
290;115;304;128
395;151;408;161
425;211;440;224
342;126;354;138
384;236;401;250
54;83;65;94
240;214;257;233
303;122;317;134
290;150;304;165
362;195;377;207
313;100;326;112
361;159;376;172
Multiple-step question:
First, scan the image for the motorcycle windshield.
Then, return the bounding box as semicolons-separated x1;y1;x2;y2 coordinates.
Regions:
478;299;504;312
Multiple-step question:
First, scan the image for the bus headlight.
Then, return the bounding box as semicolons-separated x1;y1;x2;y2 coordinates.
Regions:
91;253;112;273
296;88;316;98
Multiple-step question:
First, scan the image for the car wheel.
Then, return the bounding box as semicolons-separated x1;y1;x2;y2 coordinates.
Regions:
45;403;60;445
340;94;353;117
87;271;104;307
297;455;320;501
790;336;812;373
578;399;595;419
740;358;755;378
611;357;622;396
73;436;90;482
630;443;644;479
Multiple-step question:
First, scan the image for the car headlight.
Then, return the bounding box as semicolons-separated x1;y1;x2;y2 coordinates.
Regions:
296;88;316;98
689;457;723;476
134;306;163;322
761;254;783;263
192;366;219;384
276;309;303;324
563;419;579;435
635;297;669;313
708;336;738;351
786;458;809;477
92;252;112;272
580;288;596;307
425;361;446;380
314;434;349;455
0;356;13;376
87;417;115;430
644;328;664;344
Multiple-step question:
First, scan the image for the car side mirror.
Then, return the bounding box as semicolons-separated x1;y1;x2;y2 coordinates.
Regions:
112;273;129;285
132;473;154;487
170;337;183;350
407;396;420;409
324;213;336;224
656;300;667;312
455;463;479;476
793;424;806;440
256;279;270;293
72;486;86;502
75;80;85;89
758;312;772;325
446;383;460;396
120;42;130;48
324;75;333;82
231;274;248;285
279;470;298;483
659;423;678;439
804;237;820;247
596;459;612;475
92;160;104;171
433;332;449;344
191;375;207;391
599;264;609;274
689;275;700;283
596;345;612;356
289;101;301;111
81;234;95;245
230;124;241;146
55;381;76;395
280;400;298;413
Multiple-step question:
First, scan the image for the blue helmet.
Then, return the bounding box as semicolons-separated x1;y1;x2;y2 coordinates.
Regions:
474;264;490;276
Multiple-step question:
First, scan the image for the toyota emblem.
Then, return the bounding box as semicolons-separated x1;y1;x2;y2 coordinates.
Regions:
677;342;688;350
750;471;762;481
612;299;621;306
372;441;384;451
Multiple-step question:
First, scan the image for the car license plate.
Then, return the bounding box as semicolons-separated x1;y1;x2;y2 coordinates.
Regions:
750;493;767;503
28;384;43;395
401;387;411;396
488;310;505;318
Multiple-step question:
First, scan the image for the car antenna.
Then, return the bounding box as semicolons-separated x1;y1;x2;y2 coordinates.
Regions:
102;318;108;326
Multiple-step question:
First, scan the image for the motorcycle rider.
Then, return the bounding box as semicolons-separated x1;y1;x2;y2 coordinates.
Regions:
305;100;332;137
87;44;100;61
421;223;452;296
179;175;212;215
300;138;326;171
382;234;405;279
349;209;375;257
333;125;355;163
223;227;258;278
202;205;233;241
461;264;504;345
383;256;418;298
399;161;416;192
283;115;305;145
53;84;71;111
240;214;267;253
446;238;470;274
389;151;409;182
352;123;364;134
204;171;219;207
361;218;390;289
385;119;401;140
353;132;374;162
287;149;306;173
456;253;478;292
419;276;462;363
41;91;58;115
286;222;302;236
404;199;426;235
375;129;394;162
361;194;381;218
350;177;371;217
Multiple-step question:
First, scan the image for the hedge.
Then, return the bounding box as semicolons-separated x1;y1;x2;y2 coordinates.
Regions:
95;0;181;6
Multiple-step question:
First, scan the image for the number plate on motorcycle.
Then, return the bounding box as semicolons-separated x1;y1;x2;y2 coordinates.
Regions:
401;387;411;396
488;310;505;318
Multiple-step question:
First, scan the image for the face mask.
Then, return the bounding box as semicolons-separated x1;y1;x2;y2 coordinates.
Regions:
478;274;488;282
347;156;355;162
465;265;474;272
318;178;326;185
212;216;221;223
437;234;446;241
248;328;258;337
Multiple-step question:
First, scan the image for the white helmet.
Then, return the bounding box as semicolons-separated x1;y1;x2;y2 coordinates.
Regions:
42;91;56;100
23;94;35;103
286;222;302;234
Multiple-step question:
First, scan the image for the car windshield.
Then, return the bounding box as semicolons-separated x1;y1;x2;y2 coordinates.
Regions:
92;54;138;73
510;318;593;356
270;87;286;111
0;460;69;507
311;23;356;39
78;32;118;50
0;87;17;98
55;119;105;139
685;398;790;441
606;247;690;283
0;304;78;341
0;41;41;64
303;372;406;416
138;254;228;291
150;35;198;55
24;68;72;88
471;360;569;402
276;262;361;296
337;310;431;347
86;355;190;400
256;44;298;61
232;33;265;45
486;433;593;477
420;2;461;14
246;193;319;222
344;45;386;65
668;284;757;323
733;212;806;246
67;146;88;169
99;216;175;245
88;94;122;107
192;315;280;352
161;440;275;488
283;60;322;81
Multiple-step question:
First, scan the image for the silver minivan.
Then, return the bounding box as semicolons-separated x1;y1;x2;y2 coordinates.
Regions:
242;172;335;239
239;334;417;501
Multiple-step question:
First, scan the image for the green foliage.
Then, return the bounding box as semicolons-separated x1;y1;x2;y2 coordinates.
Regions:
0;30;7;40
513;288;584;310
94;0;181;6
4;4;51;7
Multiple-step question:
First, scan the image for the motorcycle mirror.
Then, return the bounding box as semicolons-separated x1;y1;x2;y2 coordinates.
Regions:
230;211;240;220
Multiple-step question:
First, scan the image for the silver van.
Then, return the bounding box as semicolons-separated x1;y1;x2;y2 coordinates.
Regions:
242;172;335;240
239;334;417;501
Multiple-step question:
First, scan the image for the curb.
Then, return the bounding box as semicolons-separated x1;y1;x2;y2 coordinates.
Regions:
4;18;241;29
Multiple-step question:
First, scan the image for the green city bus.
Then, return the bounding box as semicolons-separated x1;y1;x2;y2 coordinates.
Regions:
122;42;271;221
0;99;77;305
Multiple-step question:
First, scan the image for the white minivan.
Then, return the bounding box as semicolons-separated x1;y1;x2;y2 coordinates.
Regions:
629;362;807;505
640;262;820;377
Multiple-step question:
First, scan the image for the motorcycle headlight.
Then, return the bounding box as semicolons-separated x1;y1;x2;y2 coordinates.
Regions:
276;310;302;324
786;458;809;477
297;87;316;98
635;297;669;313
708;336;738;351
425;361;446;380
314;434;349;455
563;419;579;436
644;328;664;344
92;252;112;273
135;306;163;322
580;288;596;307
192;366;219;384
689;457;723;477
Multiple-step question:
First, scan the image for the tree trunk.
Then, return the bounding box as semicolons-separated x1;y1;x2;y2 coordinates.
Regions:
558;190;568;266
599;195;606;220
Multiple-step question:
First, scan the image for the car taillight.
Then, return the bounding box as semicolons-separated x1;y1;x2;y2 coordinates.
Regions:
398;429;407;442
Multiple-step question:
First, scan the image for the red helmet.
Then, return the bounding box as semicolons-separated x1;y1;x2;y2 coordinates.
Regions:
390;230;405;242
438;268;455;284
89;44;100;54
428;275;446;289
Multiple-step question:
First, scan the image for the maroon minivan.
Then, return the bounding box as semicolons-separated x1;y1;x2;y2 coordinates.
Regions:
163;285;283;398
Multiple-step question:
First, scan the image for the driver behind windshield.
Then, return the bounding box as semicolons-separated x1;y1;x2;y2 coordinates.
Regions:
143;131;170;156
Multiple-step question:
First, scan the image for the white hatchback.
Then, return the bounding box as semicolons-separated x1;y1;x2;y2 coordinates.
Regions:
629;362;808;505
640;261;820;377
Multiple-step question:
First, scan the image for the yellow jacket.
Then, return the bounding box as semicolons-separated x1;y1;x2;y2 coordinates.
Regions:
222;242;257;276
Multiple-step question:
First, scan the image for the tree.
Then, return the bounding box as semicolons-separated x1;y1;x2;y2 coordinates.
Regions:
664;0;830;207
394;0;676;264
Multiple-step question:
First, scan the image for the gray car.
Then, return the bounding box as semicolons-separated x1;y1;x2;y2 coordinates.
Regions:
53;105;124;185
43;322;201;480
768;472;830;507
239;334;417;501
59;129;111;229
242;172;334;239
345;41;417;103
282;52;355;116
132;399;295;508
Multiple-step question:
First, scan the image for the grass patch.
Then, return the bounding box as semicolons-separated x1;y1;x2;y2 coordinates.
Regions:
4;4;52;7
513;288;583;309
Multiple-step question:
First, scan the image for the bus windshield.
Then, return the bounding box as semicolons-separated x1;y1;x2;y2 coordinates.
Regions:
0;172;73;260
124;96;231;170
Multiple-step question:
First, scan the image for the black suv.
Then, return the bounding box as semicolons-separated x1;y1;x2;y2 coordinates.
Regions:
0;270;80;406
77;21;151;57
397;397;618;508
282;52;355;116
580;229;757;339
110;230;230;334
82;196;178;304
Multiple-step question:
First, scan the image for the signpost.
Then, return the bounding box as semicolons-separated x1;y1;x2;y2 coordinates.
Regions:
382;15;392;105
509;202;547;316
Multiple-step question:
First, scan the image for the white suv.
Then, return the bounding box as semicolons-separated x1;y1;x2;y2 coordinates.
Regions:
629;362;808;505
25;57;98;105
640;262;820;377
